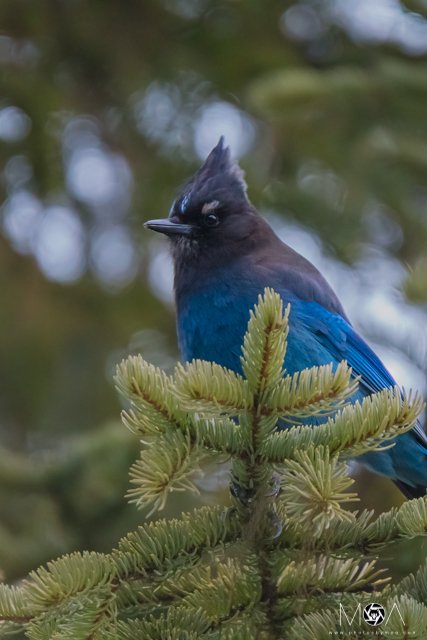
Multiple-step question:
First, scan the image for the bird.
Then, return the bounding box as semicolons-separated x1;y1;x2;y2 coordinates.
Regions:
145;136;427;499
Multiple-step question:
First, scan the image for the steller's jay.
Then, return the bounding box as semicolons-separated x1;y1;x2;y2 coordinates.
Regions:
146;137;427;499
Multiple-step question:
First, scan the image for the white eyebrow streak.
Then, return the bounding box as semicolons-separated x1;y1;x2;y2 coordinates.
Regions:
180;192;191;214
202;200;220;214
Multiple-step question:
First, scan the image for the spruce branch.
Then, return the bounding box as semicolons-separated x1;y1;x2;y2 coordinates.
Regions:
278;446;359;536
186;414;246;455
99;609;211;640
116;558;241;609
2;288;426;639
23;552;115;612
114;506;240;578
275;497;427;555
394;560;427;603
241;289;289;398
275;555;386;596
395;495;427;538
26;589;116;640
115;357;184;435
0;584;32;623
175;360;253;414
263;360;358;420
174;359;355;423
126;429;206;514
182;556;262;623
383;595;427;636
260;387;423;463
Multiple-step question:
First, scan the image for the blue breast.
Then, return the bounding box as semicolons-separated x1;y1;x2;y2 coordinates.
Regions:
177;272;339;377
177;277;256;372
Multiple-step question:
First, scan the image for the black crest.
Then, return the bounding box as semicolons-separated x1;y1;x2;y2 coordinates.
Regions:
174;137;248;217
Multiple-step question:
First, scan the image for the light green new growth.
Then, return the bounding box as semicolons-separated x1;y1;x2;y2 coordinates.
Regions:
1;288;426;639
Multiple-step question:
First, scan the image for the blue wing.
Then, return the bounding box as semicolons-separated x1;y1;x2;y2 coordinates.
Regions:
303;304;396;395
286;299;427;494
298;301;427;443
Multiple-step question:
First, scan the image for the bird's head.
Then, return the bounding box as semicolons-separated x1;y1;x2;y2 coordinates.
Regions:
145;137;259;256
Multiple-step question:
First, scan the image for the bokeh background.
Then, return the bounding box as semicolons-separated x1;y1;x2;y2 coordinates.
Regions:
1;0;427;583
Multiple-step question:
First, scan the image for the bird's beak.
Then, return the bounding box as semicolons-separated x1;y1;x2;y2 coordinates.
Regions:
144;218;195;237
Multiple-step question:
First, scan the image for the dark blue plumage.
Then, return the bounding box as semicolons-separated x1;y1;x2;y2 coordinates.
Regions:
146;137;427;498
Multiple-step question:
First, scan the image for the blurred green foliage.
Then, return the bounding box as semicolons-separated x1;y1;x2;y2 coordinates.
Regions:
1;0;427;582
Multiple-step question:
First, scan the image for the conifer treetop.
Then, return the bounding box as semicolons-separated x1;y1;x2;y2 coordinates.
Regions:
0;288;426;639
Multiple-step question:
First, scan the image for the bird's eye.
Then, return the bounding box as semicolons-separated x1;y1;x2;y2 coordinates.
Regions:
203;212;220;228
